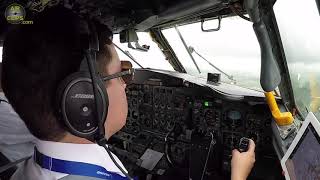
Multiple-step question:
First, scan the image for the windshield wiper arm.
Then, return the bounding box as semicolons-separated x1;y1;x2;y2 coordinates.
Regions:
113;43;144;68
188;46;235;82
174;25;201;73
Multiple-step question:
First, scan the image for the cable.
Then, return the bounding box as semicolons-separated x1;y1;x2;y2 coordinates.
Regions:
164;124;183;166
164;131;174;166
86;20;106;140
112;43;144;68
101;143;133;180
200;132;216;180
229;5;252;22
85;51;104;139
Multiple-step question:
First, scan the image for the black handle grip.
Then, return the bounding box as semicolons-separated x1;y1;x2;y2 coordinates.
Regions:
238;137;250;153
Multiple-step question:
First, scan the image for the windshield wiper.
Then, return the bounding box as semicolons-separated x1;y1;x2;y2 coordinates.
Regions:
188;46;235;82
174;25;234;82
113;43;144;68
174;25;201;73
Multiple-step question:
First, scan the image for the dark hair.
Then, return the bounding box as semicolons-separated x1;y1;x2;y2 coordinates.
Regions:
1;6;111;141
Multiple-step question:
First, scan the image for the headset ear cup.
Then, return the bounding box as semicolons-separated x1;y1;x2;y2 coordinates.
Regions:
56;73;79;114
56;72;108;138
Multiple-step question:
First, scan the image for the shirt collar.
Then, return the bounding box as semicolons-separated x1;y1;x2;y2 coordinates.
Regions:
35;140;127;176
0;93;8;101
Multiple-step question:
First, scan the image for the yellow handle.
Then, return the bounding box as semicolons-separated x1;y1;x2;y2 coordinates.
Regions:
265;92;294;126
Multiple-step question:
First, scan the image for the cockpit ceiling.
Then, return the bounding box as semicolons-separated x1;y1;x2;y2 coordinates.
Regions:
0;0;243;33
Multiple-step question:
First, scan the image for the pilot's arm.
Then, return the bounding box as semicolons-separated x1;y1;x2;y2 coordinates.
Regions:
231;139;256;180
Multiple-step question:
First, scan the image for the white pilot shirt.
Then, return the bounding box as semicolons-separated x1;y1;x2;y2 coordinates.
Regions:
0;92;36;162
10;140;128;180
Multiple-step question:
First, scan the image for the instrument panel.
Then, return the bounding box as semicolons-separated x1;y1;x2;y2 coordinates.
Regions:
110;79;279;179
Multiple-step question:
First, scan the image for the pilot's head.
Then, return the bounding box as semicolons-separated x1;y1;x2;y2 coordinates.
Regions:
1;6;128;142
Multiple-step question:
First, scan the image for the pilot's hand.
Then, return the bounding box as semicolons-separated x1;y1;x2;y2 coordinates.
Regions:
231;139;256;180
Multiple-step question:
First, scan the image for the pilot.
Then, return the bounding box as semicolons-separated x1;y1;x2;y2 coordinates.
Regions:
1;6;255;180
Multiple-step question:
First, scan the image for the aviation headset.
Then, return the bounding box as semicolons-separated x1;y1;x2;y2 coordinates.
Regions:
55;20;108;141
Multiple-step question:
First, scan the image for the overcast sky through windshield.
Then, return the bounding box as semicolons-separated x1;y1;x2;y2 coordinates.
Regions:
162;16;262;91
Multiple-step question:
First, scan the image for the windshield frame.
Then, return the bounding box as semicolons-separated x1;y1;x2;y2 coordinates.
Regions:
149;29;187;73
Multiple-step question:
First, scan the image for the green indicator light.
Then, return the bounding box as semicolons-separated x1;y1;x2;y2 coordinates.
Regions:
204;101;209;107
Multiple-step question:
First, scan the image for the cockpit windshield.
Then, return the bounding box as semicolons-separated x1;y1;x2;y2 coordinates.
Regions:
113;16;262;92
162;16;262;91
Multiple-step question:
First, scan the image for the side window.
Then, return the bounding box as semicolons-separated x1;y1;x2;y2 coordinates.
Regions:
274;0;320;118
113;33;174;71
